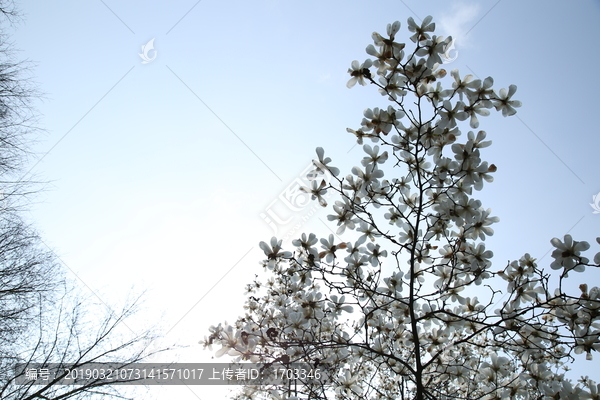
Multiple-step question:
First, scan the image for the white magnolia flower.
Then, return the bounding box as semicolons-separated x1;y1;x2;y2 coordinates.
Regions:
469;76;495;103
319;234;347;263
582;379;600;399
346;127;369;144
447;69;480;100
292;232;319;259
259;237;293;268
364;242;387;266
438;100;468;129
574;333;600;360
378;73;408;99
283;310;308;335
307;146;340;178
327;199;356;234
407;15;435;43
418;35;449;68
464;99;491;128
214;324;243;358
361;144;389;167
361;107;393;135
386;20;401;37
550;234;590;273
292;232;318;250
335;369;363;395
300;179;328;207
366;44;391;75
329;295;354;314
347;59;373;88
371;21;405;54
492;84;522;116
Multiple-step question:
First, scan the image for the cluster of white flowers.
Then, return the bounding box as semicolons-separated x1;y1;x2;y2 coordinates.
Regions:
202;17;600;400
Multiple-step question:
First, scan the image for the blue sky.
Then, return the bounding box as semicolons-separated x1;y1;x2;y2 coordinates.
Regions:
9;0;600;398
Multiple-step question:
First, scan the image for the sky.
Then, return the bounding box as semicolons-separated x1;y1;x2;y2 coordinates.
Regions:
7;0;600;398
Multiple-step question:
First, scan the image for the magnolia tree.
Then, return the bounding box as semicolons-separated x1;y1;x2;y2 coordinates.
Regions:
202;16;600;400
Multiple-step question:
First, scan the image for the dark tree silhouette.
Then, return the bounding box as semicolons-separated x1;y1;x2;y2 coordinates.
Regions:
0;2;167;399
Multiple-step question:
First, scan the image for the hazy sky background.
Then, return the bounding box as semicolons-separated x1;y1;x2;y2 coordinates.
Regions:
9;0;600;398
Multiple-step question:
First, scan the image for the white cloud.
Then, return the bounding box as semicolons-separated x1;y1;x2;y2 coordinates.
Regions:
438;2;481;49
318;73;331;83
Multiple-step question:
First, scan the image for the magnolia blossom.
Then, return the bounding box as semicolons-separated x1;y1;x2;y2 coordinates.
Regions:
347;59;373;88
438;100;468;128
464;98;491;128
307;147;340;179
407;15;435;43
259;237;293;268
492;84;522;116
550;234;590;274
299;179;328;207
335;369;363;396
